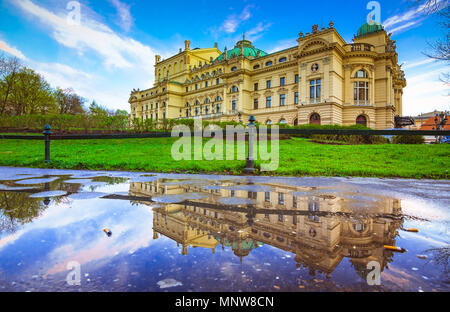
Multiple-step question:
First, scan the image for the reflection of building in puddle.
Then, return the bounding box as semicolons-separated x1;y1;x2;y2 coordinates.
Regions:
130;180;403;277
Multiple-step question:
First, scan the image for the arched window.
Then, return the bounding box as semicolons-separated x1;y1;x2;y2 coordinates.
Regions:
279;57;287;63
356;115;367;126
231;86;238;93
216;96;222;102
195;100;200;106
266;120;272;125
293;118;298;126
204;98;210;104
355;70;368;78
265;61;273;66
279;119;287;125
310;113;321;125
231;66;237;71
253;64;260;70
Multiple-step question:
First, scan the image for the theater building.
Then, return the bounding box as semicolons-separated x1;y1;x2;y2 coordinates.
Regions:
129;22;406;129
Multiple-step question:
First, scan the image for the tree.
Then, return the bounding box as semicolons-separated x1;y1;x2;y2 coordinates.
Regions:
54;87;86;115
9;67;56;115
410;1;449;82
0;54;22;115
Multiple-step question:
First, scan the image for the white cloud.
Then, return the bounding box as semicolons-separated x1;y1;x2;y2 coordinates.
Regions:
0;39;28;60
245;22;272;42
403;67;450;115
268;38;297;54
13;0;155;74
108;0;134;32
383;0;446;34
221;5;253;34
403;58;436;69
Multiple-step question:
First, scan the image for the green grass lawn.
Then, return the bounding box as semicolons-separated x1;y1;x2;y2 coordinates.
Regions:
0;137;448;179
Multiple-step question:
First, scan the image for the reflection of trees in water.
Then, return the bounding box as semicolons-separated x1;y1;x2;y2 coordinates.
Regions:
0;192;46;234
425;246;449;275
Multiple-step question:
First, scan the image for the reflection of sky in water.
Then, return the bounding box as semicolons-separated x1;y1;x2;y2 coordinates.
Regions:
0;167;448;292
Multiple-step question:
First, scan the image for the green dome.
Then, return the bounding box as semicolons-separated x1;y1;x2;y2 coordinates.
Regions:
356;22;384;37
215;38;268;61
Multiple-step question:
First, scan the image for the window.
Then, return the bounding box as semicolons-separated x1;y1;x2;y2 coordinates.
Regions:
265;192;270;202
231;66;237;71
186;87;188;92
310;79;321;100
205;106;209;115
163;112;166;119
216;103;221;112
216;78;220;85
156;113;158;120
310;113;321;125
195;107;199;116
205;81;208;87
355;70;368;78
280;77;285;86
278;214;284;222
279;193;285;205
266;61;273;66
231;190;235;197
186;109;189;117
308;200;320;222
280;94;286;106
294;92;299;104
195;84;198;90
254;83;258;91
253;64;260;70
279;119;287;125
266;120;272;125
293;195;297;208
279;57;287;63
254;99;259;109
216;96;222;102
266;96;272;108
354;81;369;105
231;86;238;93
266;80;271;89
295;74;299;83
293;215;297;225
232;100;237;111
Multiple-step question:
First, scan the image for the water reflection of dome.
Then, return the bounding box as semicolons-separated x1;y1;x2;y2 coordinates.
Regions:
216;236;262;260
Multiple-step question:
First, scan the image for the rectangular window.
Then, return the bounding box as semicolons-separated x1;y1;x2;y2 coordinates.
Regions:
266;80;271;89
195;84;198;90
278;193;285;205
294;92;299;104
254;83;258;91
280;94;286;106
265;192;270;202
278;214;284;222
163;112;166;119
156;113;158;120
310;79;321;99
293;195;297;208
293;215;297;225
295;74;299;83
216;103;220;112
232;100;236;111
280;77;285;86
230;190;235;197
254;98;259;109
205;81;208;87
216;78;220;85
266;96;272;108
186;87;189;92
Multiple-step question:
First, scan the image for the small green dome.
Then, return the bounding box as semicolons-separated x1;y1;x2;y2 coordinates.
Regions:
356;22;384;37
215;38;268;61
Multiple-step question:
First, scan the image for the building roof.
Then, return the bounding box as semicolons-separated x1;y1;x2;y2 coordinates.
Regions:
356;22;384;37
215;37;268;61
419;116;450;130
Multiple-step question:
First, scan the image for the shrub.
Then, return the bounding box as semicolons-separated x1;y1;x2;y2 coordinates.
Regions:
393;135;425;144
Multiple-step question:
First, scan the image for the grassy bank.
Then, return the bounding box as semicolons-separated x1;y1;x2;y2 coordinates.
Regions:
0;137;448;179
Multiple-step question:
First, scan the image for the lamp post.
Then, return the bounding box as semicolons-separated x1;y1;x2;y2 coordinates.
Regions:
244;115;256;174
43;124;52;163
434;112;448;143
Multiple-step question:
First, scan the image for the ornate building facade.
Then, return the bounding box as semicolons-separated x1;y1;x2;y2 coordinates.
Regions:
129;22;406;129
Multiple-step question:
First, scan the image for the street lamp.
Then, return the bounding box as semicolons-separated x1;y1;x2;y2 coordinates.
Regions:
434;112;448;143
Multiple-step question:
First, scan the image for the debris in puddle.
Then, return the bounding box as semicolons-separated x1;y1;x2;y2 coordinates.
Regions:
412;267;419;271
402;228;419;233
384;245;407;253
273;285;280;290
157;278;183;289
104;229;112;237
417;255;428;260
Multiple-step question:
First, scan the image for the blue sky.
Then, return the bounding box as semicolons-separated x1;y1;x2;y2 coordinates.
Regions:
0;0;448;115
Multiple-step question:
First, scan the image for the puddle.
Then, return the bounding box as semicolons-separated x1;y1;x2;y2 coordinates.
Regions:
0;167;449;292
